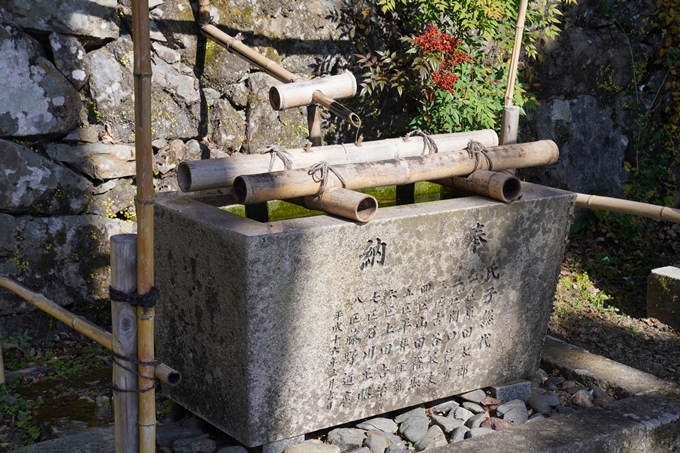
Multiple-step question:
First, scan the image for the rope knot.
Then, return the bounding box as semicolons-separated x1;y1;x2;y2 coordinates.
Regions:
258;145;293;172
404;129;438;155
466;140;493;171
308;161;346;195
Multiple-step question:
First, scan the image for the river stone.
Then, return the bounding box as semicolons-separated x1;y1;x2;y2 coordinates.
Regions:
217;447;249;453
356;418;398;434
572;390;594;409
502;406;528;425
5;0;119;43
450;426;469;442
429;414;463;434
172;435;217;453
44;143;136;180
155;184;575;446
496;399;526;416
398;416;429;444
0;26;81;137
528;392;560;415
365;430;404;450
49;32;90;90
464;412;487;429
430;400;459;415
449;407;474;422
0;140;92;215
480;417;514;431
394;408;427;424
284;440;340;453
327;428;366;453
465;428;495;439
413;426;446;452
363;434;387;453
461;402;484;414
592;386;609;399
459;389;486;403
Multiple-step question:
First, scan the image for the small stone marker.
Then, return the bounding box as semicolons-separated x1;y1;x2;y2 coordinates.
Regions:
647;266;680;331
155;184;574;447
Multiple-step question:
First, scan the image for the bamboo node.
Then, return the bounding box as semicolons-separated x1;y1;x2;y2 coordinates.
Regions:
135;196;155;206
257;145;294;171
466;140;493;171
404;129;438;155
308;161;346;195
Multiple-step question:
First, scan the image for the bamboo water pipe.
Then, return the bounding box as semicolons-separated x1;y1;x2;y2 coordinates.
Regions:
575;193;680;224
177;129;499;192
435;170;522;203
111;234;139;453
197;1;296;83
0;276;181;385
234;140;558;204
286;188;378;222
312;90;361;127
132;0;156;451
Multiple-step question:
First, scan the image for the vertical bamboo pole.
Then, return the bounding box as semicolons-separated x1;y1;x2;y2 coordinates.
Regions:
500;0;528;146
111;234;139;453
132;0;156;452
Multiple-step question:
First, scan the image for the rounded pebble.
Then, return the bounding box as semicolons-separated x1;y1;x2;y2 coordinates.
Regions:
449;406;474;422
285;440;341;453
594;395;615;407
394;407;426;423
461;402;484;414
557;405;577;414
480;417;514;431
172;436;217;453
398;416;429;443
528;392;558;415
363;434;387;453
429;414;463;434
464;412;487;429
414;426;446;451
430;400;459;415
502;406;528;425
458;389;486;403
217;447;249;453
450;426;469;442
571;390;594;409
327;428;367;453
357;418;398;434
496;399;525;416
465;428;495;439
592;386;609;399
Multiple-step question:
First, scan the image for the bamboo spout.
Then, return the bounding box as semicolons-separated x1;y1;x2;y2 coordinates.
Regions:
233;140;558;204
312;91;361;127
575;193;680;224
286;188;377;222
435;170;522;202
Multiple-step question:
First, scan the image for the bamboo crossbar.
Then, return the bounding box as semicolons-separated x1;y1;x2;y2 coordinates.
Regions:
234;140;559;204
178;129;499;192
0;276;181;385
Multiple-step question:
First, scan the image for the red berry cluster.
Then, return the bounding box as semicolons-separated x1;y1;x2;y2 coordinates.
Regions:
413;23;471;95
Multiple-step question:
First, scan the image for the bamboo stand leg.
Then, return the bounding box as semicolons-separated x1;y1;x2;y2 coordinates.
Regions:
111;234;139;453
308;105;322;147
500;106;520;146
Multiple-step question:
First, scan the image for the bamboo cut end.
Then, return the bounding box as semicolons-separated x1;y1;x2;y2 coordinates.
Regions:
355;195;378;223
177;162;192;192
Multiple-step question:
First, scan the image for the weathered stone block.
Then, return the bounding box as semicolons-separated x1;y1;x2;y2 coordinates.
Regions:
154;183;574;447
487;379;531;402
647;266;680;331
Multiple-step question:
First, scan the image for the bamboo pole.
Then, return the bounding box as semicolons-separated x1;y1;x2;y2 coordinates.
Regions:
177;129;499;192
500;105;520;146
312;91;361;127
269;72;357;110
505;0;528;108
435;170;522;203
286;188;378;222
132;0;156;451
111;234;139;453
308;105;322;147
234;140;559;204
575;193;680;224
0;277;179;385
